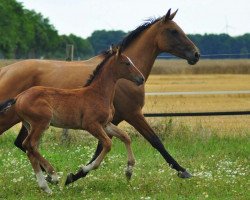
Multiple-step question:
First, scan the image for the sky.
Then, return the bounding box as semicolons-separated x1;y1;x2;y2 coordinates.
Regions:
17;0;250;38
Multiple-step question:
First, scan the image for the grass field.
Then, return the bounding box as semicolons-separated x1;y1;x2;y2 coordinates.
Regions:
0;59;250;199
0;126;249;200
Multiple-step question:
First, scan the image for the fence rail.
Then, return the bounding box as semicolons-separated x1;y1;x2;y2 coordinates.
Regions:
146;90;250;96
144;111;250;117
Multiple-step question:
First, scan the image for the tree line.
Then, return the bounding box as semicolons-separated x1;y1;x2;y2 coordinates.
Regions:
0;0;249;59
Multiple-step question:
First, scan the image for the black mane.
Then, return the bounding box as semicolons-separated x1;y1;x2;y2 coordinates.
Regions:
119;17;161;51
84;52;115;87
84;18;160;87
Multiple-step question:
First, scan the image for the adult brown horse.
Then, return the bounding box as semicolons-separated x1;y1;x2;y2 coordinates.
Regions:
0;9;199;180
0;49;144;193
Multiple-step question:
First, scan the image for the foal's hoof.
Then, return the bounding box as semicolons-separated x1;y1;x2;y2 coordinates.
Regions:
45;175;53;183
125;166;133;181
45;175;59;184
65;173;74;185
178;170;192;178
125;170;133;181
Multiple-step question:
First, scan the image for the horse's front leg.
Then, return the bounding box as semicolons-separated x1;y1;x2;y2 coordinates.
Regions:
104;122;135;180
65;124;112;185
125;111;192;178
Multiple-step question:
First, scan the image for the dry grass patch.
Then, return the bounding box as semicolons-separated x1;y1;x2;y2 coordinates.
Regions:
152;59;250;74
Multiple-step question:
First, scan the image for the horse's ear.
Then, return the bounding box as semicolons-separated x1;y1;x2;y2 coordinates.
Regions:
162;9;171;22
169;9;178;20
162;9;178;22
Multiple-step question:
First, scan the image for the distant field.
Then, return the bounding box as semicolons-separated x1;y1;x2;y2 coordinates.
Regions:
152;59;250;74
0;59;17;68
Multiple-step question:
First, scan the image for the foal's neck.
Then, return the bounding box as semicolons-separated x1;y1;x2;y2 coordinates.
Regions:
88;63;117;102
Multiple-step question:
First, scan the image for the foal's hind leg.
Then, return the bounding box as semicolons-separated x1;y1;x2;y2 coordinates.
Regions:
104;123;135;180
23;123;59;190
23;132;52;194
65;124;112;185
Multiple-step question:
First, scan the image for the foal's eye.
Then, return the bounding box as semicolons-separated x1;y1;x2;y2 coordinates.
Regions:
125;62;131;66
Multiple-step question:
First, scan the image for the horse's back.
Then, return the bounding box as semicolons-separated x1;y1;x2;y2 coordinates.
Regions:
0;59;98;101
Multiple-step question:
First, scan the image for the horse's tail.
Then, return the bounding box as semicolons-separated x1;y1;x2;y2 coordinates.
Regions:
0;99;16;114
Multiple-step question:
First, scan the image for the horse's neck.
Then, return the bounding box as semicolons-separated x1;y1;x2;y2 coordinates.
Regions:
124;27;159;81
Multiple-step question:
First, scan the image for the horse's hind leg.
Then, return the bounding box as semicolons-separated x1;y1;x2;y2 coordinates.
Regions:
104;122;135;180
0;108;20;135
14;124;28;152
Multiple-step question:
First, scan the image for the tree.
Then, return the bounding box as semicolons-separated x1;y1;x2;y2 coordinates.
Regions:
88;30;126;54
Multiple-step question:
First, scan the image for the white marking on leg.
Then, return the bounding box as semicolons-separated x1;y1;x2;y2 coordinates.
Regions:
36;171;52;194
81;160;97;173
126;165;133;174
51;173;59;184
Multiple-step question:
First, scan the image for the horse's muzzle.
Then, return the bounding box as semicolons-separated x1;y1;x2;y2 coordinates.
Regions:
187;51;200;65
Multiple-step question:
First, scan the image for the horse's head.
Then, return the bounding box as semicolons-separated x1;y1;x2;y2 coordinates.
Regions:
155;9;200;65
113;48;145;86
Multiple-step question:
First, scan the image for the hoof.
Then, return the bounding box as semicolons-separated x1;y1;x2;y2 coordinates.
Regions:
178;170;192;178
45;175;52;183
125;165;133;181
40;183;52;194
43;187;52;195
65;173;74;185
45;175;59;185
125;170;132;181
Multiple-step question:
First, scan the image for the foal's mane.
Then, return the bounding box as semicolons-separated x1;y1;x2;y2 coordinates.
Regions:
84;52;115;87
119;17;160;51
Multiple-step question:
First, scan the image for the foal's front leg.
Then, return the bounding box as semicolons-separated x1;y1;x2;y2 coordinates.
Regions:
104;122;135;180
65;124;112;185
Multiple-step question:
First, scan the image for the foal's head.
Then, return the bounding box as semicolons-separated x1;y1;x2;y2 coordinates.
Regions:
112;48;145;86
85;47;144;87
155;9;200;65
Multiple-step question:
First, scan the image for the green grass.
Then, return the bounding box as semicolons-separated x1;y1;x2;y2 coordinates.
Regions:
0;121;249;200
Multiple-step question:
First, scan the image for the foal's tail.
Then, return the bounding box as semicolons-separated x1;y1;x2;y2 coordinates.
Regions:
0;99;16;114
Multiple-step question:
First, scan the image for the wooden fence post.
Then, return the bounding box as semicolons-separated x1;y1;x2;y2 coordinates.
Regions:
66;44;74;61
61;44;74;142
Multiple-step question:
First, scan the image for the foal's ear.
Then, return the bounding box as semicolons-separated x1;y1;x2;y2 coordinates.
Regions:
109;44;114;54
162;9;178;22
116;47;122;57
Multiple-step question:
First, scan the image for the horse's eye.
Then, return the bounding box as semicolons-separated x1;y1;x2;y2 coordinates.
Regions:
170;29;178;35
126;62;131;66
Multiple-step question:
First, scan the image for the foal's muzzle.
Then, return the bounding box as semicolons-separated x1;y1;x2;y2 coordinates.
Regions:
135;76;145;86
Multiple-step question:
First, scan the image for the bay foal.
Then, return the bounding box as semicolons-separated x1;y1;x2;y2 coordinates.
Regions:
0;49;144;194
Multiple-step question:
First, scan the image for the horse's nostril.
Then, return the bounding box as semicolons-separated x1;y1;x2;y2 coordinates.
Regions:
194;52;200;59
